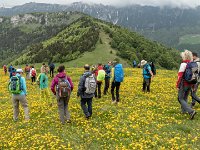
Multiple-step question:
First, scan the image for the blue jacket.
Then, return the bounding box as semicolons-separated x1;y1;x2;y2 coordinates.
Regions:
13;73;27;95
143;64;152;79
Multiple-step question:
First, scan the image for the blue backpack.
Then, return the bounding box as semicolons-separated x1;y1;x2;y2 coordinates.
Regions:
114;64;124;82
184;62;199;84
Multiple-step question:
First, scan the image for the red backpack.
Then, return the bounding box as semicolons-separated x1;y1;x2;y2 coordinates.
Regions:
31;70;36;77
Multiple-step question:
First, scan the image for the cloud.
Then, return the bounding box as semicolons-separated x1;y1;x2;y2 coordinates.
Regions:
1;0;200;8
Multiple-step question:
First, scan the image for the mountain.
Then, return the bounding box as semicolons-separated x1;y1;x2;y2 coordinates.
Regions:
0;11;180;69
1;2;200;53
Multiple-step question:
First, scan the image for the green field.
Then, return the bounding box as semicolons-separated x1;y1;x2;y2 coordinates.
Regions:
179;34;200;45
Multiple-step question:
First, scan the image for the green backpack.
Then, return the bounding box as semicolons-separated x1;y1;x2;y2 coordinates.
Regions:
97;70;106;82
8;76;22;94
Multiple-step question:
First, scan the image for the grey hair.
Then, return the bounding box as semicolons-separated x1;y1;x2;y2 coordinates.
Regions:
180;50;193;61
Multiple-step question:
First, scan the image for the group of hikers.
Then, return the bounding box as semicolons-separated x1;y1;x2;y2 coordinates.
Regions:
6;60;125;124
3;50;200;124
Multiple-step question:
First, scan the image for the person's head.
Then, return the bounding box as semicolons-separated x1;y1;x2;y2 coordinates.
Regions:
108;61;112;66
98;63;102;67
26;64;28;66
140;60;147;67
181;50;193;61
192;52;198;60
16;69;23;75
42;63;45;66
32;66;34;68
57;65;65;73
84;64;90;71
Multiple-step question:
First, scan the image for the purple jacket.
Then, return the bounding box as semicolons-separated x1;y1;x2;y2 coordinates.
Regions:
51;72;74;95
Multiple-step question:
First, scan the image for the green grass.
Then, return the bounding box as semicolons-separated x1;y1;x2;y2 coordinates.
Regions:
179;34;200;45
63;31;130;67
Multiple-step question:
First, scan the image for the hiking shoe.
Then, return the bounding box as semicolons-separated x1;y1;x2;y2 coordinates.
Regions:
190;111;197;120
66;120;71;123
112;100;116;104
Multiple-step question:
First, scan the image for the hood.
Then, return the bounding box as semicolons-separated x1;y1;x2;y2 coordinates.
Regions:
56;72;66;78
83;71;92;77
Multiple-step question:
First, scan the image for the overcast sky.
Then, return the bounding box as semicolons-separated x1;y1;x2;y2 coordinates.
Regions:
1;0;200;8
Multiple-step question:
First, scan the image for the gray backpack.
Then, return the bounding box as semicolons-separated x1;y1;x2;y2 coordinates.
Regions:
84;74;96;94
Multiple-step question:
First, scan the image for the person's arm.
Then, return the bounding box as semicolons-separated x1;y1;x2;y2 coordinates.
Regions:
40;74;44;89
67;76;74;91
176;63;186;88
111;68;115;82
51;77;56;95
22;77;27;95
77;76;84;97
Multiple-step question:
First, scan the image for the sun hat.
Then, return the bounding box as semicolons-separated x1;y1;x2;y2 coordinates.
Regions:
141;60;147;66
16;69;23;73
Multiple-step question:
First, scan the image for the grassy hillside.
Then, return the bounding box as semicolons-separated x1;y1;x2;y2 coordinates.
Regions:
64;32;130;67
1;68;200;149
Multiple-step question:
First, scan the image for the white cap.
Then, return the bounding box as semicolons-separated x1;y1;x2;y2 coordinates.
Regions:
141;60;147;66
16;69;23;73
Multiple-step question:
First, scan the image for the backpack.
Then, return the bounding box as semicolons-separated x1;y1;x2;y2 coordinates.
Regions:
97;70;105;82
150;62;156;75
85;74;96;94
8;76;22;94
25;66;30;72
31;70;36;77
184;62;199;84
114;64;124;82
56;78;71;98
50;63;55;69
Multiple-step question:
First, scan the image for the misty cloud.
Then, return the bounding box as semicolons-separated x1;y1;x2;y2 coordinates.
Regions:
1;0;200;8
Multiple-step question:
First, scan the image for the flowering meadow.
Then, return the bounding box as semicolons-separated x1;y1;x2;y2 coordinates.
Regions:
0;68;200;149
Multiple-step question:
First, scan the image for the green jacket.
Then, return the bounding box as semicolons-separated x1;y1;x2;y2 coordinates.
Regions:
39;73;48;89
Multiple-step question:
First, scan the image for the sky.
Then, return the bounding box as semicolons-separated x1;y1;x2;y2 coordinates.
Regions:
1;0;200;8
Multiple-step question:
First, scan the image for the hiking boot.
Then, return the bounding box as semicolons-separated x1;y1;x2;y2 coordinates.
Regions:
112;100;116;104
190;111;197;120
66;120;71;123
190;103;195;109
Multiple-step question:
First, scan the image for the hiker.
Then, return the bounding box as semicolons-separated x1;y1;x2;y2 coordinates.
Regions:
133;60;137;68
94;63;105;98
40;63;46;73
77;64;96;119
176;50;196;119
3;65;7;75
39;65;51;105
141;60;154;92
190;52;200;108
49;62;55;78
111;61;124;103
51;65;73;124
103;61;112;95
8;64;13;78
8;69;29;121
30;66;37;84
24;64;30;79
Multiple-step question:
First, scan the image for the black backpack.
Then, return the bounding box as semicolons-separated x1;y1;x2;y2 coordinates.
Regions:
150;62;156;75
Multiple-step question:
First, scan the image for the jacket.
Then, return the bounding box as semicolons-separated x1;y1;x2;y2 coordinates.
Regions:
176;60;193;88
77;71;94;98
39;73;48;90
51;72;74;95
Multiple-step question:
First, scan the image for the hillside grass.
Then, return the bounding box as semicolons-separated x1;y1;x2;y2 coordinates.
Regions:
0;68;200;149
179;34;200;45
63;31;130;67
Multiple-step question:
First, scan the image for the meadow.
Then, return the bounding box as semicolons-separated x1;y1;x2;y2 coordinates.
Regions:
0;68;200;149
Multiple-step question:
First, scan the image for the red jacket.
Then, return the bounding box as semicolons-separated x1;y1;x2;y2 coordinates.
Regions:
94;66;103;77
176;60;193;88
